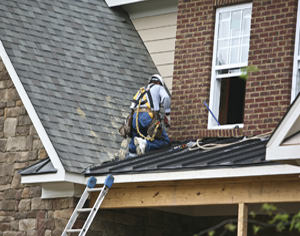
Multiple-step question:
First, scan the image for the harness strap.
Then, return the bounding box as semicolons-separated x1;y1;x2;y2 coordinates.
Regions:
134;85;160;142
132;84;155;110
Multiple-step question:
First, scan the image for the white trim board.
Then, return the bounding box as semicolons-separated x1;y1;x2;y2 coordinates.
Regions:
41;182;85;199
266;94;300;161
291;0;300;101
94;164;300;185
21;172;85;185
0;41;65;175
105;0;145;7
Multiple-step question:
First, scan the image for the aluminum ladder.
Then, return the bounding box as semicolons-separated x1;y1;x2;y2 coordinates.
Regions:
61;174;114;236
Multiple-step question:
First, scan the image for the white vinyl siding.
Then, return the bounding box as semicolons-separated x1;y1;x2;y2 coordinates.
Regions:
130;12;177;92
208;3;252;129
291;0;300;101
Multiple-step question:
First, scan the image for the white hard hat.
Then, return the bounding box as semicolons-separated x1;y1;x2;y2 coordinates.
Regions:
149;74;164;86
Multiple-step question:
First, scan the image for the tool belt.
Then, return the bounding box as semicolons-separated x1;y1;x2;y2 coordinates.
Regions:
118;112;133;138
147;119;163;139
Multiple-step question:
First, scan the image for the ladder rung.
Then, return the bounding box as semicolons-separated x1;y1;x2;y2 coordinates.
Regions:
87;187;103;192
77;208;92;213
66;229;82;233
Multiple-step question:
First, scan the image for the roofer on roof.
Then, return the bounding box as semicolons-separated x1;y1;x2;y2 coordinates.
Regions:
119;74;171;157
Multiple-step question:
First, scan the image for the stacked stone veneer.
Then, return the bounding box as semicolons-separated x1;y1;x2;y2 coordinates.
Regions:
170;0;297;140
0;59;79;236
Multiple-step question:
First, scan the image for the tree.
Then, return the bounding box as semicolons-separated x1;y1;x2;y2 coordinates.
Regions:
193;203;300;236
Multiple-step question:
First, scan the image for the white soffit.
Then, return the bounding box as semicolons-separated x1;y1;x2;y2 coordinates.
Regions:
0;41;65;176
266;94;300;160
105;0;146;7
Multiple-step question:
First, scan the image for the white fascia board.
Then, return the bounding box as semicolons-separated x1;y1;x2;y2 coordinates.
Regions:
105;0;145;7
291;0;300;101
266;146;300;161
0;41;65;175
93;164;300;185
267;95;300;149
21;172;86;185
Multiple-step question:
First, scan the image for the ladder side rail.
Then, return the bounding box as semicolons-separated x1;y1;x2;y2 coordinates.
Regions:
61;188;90;236
78;186;109;236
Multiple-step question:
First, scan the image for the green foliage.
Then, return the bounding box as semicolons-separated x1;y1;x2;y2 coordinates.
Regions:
249;210;256;218
290;211;300;232
269;213;289;232
252;225;261;235
240;65;258;80
207;231;215;236
261;203;277;216
224;223;236;232
194;203;300;236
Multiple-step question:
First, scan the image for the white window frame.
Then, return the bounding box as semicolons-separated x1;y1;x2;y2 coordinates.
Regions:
208;3;252;129
291;0;300;102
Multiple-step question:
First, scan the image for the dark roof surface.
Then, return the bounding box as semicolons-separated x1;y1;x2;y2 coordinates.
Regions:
86;137;270;176
0;0;157;173
19;158;57;176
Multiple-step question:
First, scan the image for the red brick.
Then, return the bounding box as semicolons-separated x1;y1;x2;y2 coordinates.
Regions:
169;0;296;140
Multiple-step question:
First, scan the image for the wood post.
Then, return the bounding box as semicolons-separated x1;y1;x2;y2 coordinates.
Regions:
237;203;248;236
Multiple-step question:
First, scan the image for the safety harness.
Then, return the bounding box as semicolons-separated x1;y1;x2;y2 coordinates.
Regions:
133;85;161;141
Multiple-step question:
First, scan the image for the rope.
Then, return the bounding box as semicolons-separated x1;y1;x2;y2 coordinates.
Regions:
188;131;273;151
135;88;160;142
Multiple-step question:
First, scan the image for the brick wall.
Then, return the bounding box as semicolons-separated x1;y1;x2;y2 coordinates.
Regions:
243;0;297;136
170;0;297;140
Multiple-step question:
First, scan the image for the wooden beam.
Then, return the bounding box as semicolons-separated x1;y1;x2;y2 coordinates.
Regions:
92;175;300;209
237;203;248;236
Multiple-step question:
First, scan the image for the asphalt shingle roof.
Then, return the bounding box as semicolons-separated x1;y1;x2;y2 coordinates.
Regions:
0;0;157;173
86;137;270;176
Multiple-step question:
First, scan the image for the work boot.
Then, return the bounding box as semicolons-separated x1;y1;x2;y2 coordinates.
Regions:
134;137;147;155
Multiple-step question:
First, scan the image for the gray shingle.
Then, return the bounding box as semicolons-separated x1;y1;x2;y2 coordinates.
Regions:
0;0;157;173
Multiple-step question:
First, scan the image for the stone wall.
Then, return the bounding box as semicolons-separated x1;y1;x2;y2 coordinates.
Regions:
0;59;79;236
170;0;297;140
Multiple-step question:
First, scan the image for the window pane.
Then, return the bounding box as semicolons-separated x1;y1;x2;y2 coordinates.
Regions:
219;20;230;38
231;10;242;37
216;6;251;67
231;38;240;47
241;36;249;46
242;17;251;36
217;48;229;65
241;45;249;63
230;47;239;64
218;39;229;49
220;12;230;21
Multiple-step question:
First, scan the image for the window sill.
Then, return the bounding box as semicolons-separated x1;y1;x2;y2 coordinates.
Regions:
208;123;244;130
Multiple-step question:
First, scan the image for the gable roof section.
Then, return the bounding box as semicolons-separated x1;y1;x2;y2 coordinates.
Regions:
266;93;300;161
0;0;157;174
